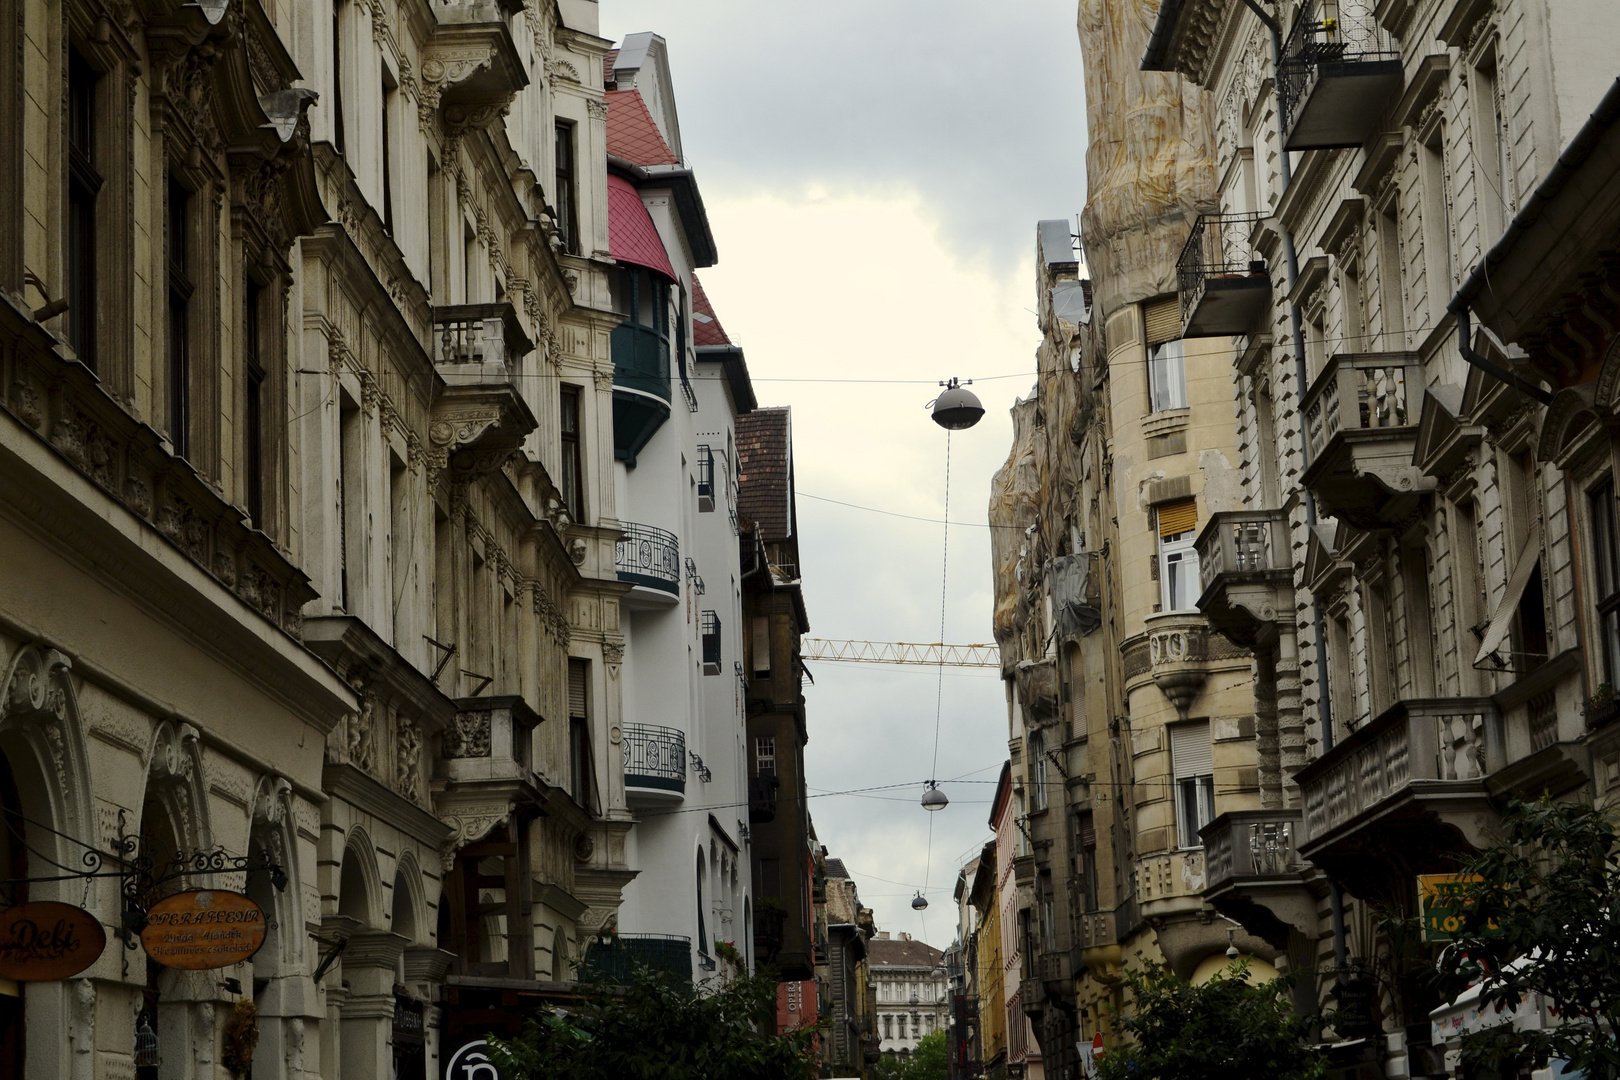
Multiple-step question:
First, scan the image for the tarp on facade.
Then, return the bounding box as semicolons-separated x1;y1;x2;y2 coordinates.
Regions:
1047;553;1100;638
607;174;676;280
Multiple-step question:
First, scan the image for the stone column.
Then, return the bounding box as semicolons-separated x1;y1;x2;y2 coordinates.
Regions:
1253;650;1282;809
340;933;410;1080
1276;624;1307;804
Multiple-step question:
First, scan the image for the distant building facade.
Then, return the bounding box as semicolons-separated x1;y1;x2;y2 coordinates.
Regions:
868;933;948;1059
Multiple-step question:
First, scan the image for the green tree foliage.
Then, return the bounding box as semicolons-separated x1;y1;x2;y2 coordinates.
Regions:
1094;962;1324;1080
870;1030;948;1080
484;965;821;1080
1436;798;1620;1080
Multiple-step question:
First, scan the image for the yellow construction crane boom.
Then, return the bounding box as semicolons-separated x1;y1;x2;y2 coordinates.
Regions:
801;639;1001;668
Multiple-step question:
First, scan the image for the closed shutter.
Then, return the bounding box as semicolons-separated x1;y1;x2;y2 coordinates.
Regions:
1157;498;1197;538
1170;721;1214;778
1078;815;1096;849
568;658;587;719
1143;296;1182;346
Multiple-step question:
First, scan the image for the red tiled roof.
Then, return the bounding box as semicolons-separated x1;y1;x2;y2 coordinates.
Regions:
867;937;945;970
603;49;618;87
606;174;675;279
690;274;730;347
605;90;679;167
736;407;793;542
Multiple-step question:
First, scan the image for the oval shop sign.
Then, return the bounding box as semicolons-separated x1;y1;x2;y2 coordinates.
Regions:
141;890;267;970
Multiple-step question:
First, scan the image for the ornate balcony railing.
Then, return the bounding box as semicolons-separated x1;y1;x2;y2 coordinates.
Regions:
622;723;687;793
1297;698;1502;848
1197;510;1287;594
432;303;532;369
1277;0;1402;150
580;933;693;983
616;522;680;593
1202;809;1304;893
1176;212;1270;337
1302;352;1418;461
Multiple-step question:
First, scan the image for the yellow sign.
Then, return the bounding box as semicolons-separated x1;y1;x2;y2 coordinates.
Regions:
1418;874;1484;942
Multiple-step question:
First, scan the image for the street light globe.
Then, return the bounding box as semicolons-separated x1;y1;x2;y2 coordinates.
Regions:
911;891;929;911
930;379;984;430
921;783;949;811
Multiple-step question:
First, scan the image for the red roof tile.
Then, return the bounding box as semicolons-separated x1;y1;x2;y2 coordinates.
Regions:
690;274;730;347
603;49;618;87
736;407;793;542
606;174;675;279
605;90;679;167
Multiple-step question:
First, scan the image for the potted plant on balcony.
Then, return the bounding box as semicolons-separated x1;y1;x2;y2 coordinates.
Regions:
1584;682;1618;731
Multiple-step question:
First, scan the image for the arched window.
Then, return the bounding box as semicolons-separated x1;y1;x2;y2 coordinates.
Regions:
695;855;708;954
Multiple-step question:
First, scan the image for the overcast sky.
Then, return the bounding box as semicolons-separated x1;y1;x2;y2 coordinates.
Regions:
599;0;1089;946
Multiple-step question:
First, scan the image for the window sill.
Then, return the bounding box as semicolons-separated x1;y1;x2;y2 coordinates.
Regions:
1142;408;1190;439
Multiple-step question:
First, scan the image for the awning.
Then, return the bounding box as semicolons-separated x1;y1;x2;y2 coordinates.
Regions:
607;174;675;280
1474;522;1542;666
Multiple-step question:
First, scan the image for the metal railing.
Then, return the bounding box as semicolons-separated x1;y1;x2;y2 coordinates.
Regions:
701;611;721;672
696;445;715;507
581;933;693;983
432;303;532;368
622;723;687;792
1197;509;1287;595
1176;212;1268;323
616;522;680;593
1278;0;1400;139
1301;352;1419;460
1298;698;1502;845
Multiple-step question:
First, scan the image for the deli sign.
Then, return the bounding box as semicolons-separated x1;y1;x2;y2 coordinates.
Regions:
141;890;267;969
0;901;107;981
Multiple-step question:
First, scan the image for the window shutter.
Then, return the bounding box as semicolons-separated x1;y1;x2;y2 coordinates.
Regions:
1143;297;1182;346
568;659;587;719
1171;721;1214;778
1157;498;1197;538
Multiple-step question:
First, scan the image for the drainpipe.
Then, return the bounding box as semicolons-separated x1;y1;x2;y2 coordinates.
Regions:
1245;0;1350;987
1450;305;1554;406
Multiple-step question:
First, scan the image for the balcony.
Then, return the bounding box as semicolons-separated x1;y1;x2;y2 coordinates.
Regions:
615;522;680;595
1200;809;1315;949
429;304;536;478
622;723;686;798
580;933;693;984
749;773;780;823
1176;212;1271;337
1295;698;1501;896
612;322;671;465
423;1;528;120
701;611;722;675
1278;0;1402;150
1195;510;1293;648
438;695;538;784
1300;352;1430;527
696;445;716;511
1037;949;1073;992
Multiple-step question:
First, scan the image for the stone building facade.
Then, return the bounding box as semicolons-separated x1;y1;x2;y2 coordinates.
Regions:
0;2;768;1079
868;933;947;1061
987;0;1620;1075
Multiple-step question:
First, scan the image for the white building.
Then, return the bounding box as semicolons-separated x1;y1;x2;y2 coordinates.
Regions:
869;933;949;1059
596;34;757;982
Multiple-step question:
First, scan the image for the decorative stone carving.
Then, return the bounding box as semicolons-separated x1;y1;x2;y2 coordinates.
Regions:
436;802;515;872
442;711;491;759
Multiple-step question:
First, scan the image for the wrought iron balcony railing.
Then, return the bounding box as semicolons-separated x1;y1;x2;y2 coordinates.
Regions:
622;723;687;793
580;933;693;983
432;303;532;369
696;445;715;510
1277;0;1402;150
1175;212;1270;337
1301;351;1419;461
701;610;722;674
616;522;680;593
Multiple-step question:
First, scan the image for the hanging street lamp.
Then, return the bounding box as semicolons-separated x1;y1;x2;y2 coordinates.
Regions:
930;378;984;430
921;782;949;811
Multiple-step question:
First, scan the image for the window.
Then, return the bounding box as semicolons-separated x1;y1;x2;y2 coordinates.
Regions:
1421;130;1453;324
751;615;771;678
380;74;396;234
884;1016;893;1040
1156;499;1199;611
755;735;776;776
1593;480;1620;686
1147;339;1187;413
701;610;721;674
1377;201;1405;349
67;52;101;369
244;279;265;528
331;0;346;153
696;445;715;510
1171;721;1215;848
559;386;584;521
695;857;707;954
569;659;594;809
1028;731;1047;811
1073;811;1098;912
1472;45;1511;242
554;121;578;254
166;175;192;458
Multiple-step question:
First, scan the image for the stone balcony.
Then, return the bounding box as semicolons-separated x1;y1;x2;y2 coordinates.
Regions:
1201;809;1316;951
1126;611;1250;720
429;304;536;479
422;0;529;125
1195;509;1293;648
1300;351;1431;528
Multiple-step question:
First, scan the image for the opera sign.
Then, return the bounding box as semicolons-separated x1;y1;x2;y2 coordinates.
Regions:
0;901;107;981
141;890;267;970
